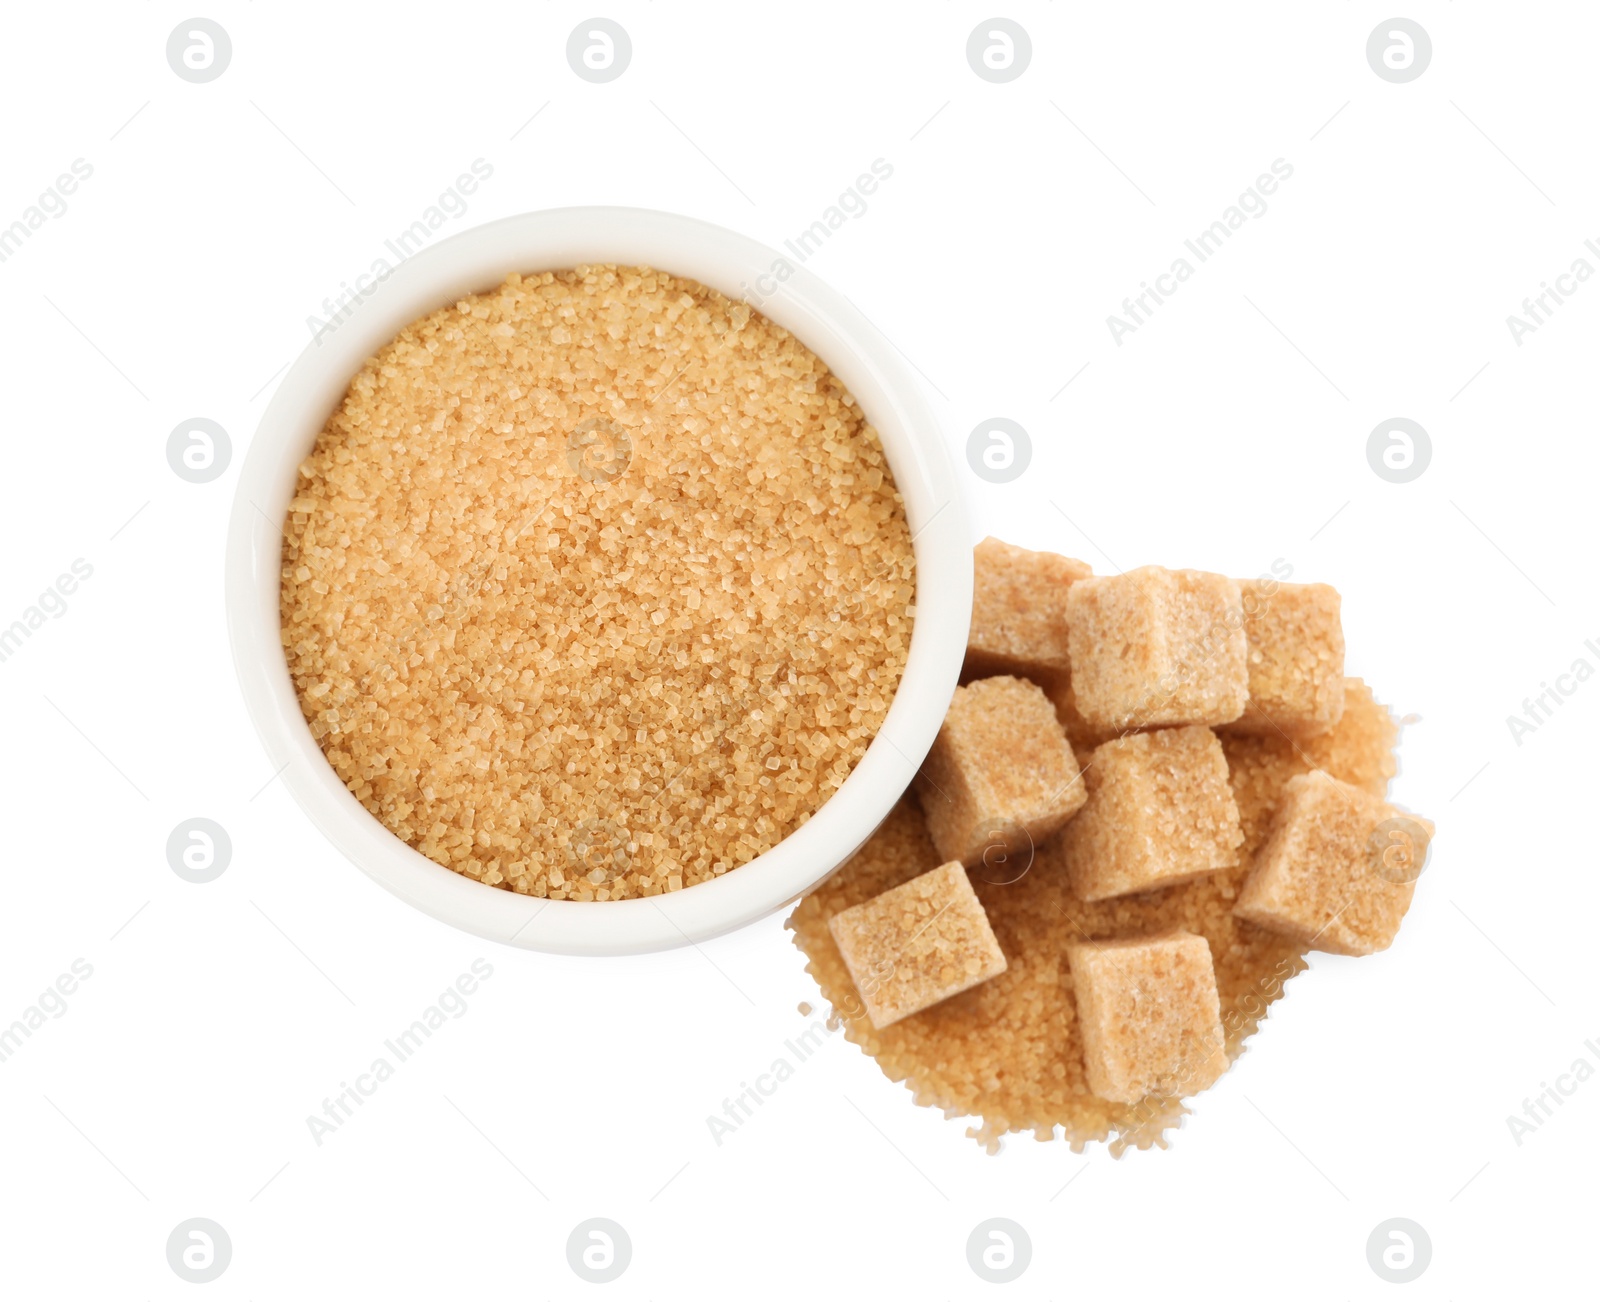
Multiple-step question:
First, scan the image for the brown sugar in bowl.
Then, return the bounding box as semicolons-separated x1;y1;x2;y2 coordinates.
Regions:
226;208;972;955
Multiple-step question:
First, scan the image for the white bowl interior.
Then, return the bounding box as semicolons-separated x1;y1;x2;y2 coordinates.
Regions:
226;207;970;955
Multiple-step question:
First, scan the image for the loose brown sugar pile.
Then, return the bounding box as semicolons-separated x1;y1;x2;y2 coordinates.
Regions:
280;266;914;899
788;679;1399;1152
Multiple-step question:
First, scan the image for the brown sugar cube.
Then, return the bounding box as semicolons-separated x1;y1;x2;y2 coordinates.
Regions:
1065;566;1249;729
964;538;1092;680
914;676;1086;869
1068;930;1228;1103
1234;771;1433;956
1223;581;1346;737
1039;673;1118;754
827;861;1008;1029
1056;725;1243;902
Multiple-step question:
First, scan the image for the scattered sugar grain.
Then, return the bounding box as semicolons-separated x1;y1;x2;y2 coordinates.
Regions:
788;676;1402;1151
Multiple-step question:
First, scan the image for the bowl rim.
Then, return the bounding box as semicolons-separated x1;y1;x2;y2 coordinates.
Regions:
224;205;970;956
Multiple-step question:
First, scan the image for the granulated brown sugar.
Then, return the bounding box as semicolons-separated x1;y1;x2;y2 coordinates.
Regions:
281;265;915;899
788;678;1401;1152
1222;678;1397;856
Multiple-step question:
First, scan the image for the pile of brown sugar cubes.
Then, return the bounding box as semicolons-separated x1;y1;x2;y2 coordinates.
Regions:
826;538;1432;1107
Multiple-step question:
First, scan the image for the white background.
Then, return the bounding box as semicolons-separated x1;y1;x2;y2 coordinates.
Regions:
0;2;1593;1297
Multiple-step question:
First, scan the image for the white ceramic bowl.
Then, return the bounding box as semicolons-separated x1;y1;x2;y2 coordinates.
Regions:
226;206;970;956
